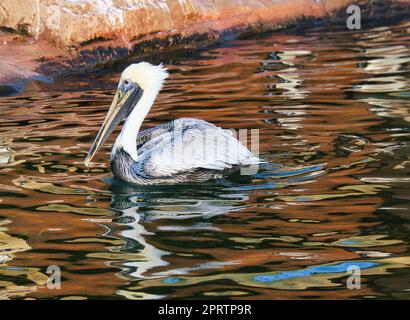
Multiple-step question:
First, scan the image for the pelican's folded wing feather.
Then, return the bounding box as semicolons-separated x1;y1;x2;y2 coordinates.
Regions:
136;121;174;146
137;118;261;178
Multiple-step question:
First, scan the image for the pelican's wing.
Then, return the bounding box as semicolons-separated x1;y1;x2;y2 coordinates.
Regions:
137;118;212;146
136;121;174;146
136;119;261;178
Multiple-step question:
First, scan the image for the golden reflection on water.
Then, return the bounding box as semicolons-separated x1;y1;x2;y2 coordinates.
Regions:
0;20;410;299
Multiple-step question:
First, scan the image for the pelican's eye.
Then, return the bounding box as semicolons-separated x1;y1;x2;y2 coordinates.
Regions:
122;79;133;92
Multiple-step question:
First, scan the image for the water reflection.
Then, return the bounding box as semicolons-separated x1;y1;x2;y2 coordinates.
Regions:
108;181;248;280
0;20;410;299
0;219;48;300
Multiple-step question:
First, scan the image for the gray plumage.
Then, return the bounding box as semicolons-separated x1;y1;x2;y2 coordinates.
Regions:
111;118;262;185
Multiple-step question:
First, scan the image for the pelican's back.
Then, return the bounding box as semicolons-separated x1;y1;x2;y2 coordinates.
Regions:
136;118;261;178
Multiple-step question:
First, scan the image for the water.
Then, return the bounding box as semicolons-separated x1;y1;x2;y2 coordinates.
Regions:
1;20;410;300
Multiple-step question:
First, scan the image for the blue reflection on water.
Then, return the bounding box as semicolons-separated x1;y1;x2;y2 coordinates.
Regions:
163;277;183;284
339;241;358;245
253;261;380;283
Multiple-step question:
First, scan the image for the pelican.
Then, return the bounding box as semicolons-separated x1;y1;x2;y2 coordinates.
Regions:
85;62;263;185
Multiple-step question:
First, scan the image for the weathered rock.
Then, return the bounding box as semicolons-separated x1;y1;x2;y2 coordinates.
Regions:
0;32;60;95
2;0;403;48
0;0;410;95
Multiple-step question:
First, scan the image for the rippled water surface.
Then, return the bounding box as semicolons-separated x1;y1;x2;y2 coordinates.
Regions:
1;21;410;299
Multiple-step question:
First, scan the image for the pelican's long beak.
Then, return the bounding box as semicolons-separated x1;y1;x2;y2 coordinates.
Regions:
84;85;142;166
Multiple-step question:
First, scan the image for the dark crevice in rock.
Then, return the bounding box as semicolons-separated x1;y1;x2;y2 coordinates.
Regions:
0;26;16;34
79;36;114;47
16;23;30;37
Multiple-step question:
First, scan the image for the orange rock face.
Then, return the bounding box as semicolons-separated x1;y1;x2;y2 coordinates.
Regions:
0;0;410;94
0;0;373;47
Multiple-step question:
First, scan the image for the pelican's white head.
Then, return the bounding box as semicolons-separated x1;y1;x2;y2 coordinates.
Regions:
120;62;169;95
85;62;169;166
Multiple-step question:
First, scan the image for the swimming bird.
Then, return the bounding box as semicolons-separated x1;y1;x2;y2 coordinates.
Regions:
85;62;263;185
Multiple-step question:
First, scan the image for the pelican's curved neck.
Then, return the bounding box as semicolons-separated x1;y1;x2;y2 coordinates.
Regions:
113;89;158;162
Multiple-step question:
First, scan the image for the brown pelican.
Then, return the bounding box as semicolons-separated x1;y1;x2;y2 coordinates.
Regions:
85;62;263;185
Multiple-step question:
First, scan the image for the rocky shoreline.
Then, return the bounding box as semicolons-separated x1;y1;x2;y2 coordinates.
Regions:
1;0;410;95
